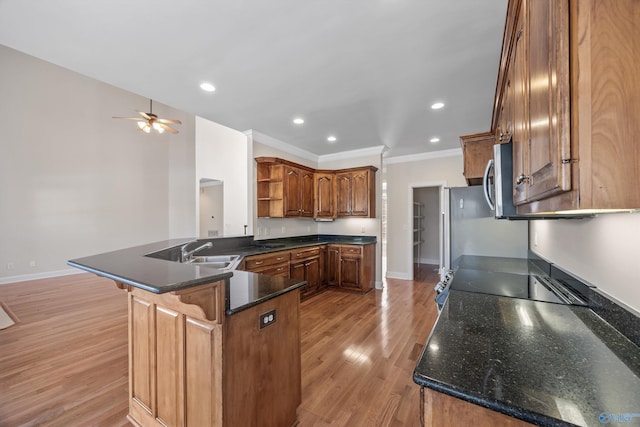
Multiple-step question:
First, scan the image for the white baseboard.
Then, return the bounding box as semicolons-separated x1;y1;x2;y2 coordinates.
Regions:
385;271;411;280
415;258;439;265
0;268;84;285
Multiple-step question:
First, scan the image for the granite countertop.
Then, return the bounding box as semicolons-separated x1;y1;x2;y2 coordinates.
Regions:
68;235;376;315
414;283;640;426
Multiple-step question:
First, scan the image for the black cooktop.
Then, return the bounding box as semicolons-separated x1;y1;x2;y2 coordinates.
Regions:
449;268;588;306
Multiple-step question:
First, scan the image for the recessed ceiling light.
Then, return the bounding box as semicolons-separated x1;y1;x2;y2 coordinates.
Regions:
430;137;440;143
327;136;337;143
431;102;445;110
293;117;304;125
200;82;216;92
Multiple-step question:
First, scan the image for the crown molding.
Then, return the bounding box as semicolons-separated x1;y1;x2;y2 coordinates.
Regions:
318;145;388;163
384;148;462;165
244;130;319;163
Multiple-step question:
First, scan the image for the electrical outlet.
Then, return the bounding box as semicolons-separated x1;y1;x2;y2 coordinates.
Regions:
265;227;270;236
259;309;276;329
534;231;539;247
361;226;366;233
7;262;14;270
29;260;36;267
281;226;286;234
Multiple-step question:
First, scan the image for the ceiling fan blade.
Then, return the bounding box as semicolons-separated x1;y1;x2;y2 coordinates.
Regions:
113;116;144;121
156;118;182;125
137;111;152;120
158;123;179;134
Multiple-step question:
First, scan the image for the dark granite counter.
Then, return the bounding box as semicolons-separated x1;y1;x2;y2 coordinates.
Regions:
68;238;305;315
68;235;376;314
414;273;640;426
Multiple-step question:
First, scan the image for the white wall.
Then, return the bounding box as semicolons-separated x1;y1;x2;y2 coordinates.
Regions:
195;117;250;237
530;213;640;313
0;44;196;282
385;152;467;279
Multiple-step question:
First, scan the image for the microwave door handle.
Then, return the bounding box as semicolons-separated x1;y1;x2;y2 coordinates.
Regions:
483;158;495;210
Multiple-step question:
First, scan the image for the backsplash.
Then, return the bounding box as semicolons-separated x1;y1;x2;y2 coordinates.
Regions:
530;212;640;313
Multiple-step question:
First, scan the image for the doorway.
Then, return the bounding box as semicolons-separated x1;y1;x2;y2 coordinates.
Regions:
408;182;446;281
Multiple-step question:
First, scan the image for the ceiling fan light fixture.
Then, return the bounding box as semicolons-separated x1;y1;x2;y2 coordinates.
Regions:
200;82;216;92
153;122;164;133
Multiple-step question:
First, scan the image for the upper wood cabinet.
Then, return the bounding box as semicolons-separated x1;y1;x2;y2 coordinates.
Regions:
492;0;640;213
336;167;377;218
256;158;377;219
314;172;336;219
283;166;314;218
460;132;495;186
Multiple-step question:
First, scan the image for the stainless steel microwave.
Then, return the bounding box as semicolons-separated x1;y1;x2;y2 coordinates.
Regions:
482;142;524;219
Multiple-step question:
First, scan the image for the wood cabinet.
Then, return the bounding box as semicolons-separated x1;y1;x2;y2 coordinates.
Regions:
283;166;314;217
116;280;301;427
460;132;495;186
420;387;534;427
336;167;376;218
326;244;375;293
242;252;290;278
256;158;377;219
289;247;321;299
492;0;640;213
314;172;336;219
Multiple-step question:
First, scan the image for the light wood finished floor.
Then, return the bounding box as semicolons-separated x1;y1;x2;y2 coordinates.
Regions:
0;264;439;427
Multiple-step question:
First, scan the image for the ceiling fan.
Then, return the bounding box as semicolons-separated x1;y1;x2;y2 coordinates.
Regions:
113;99;182;134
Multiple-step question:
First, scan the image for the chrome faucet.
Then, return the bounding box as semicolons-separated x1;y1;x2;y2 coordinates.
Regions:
180;241;213;262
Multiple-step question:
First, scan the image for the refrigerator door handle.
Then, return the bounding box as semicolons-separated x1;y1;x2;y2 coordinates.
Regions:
483;158;495;211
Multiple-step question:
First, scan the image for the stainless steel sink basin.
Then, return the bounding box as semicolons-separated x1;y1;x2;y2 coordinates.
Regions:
186;254;241;270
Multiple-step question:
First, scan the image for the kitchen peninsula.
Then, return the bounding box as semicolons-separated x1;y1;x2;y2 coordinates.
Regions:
68;238;306;427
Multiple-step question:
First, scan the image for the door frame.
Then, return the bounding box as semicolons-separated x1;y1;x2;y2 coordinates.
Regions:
407;181;447;281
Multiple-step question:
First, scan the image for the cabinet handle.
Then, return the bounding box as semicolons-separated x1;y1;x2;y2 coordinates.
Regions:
277;267;283;271
255;261;263;265
277;257;283;261
515;174;530;185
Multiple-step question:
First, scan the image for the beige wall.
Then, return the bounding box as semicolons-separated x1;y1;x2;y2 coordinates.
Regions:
385;153;466;279
0;44;196;282
530;213;640;313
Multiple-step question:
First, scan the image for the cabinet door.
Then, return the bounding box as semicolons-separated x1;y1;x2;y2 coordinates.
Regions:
340;256;361;290
290;261;306;294
305;258;320;292
300;171;314;217
511;4;529;206
315;173;336;218
336;173;352;216
283;167;302;217
525;0;571;202
350;170;370;217
326;246;340;287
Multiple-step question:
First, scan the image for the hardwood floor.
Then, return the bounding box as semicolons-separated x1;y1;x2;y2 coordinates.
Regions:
0;264;440;427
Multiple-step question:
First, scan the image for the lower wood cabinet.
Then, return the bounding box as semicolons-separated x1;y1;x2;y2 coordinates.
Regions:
420;387;533;427
240;243;375;299
117;280;301;427
289;246;321;299
326;244;375;293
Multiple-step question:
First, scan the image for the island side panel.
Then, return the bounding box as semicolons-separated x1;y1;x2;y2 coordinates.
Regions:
421;387;535;427
121;281;225;427
223;289;302;427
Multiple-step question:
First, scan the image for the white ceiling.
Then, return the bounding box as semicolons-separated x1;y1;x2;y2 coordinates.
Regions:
0;0;507;158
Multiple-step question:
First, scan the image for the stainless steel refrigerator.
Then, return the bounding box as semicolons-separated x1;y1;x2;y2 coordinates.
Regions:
442;186;528;274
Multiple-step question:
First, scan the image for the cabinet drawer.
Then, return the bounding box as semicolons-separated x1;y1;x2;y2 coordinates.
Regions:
340;245;362;256
244;251;290;270
290;246;321;260
252;263;290;277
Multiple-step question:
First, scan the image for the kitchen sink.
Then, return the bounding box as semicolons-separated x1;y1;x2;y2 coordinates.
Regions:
185;254;241;270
